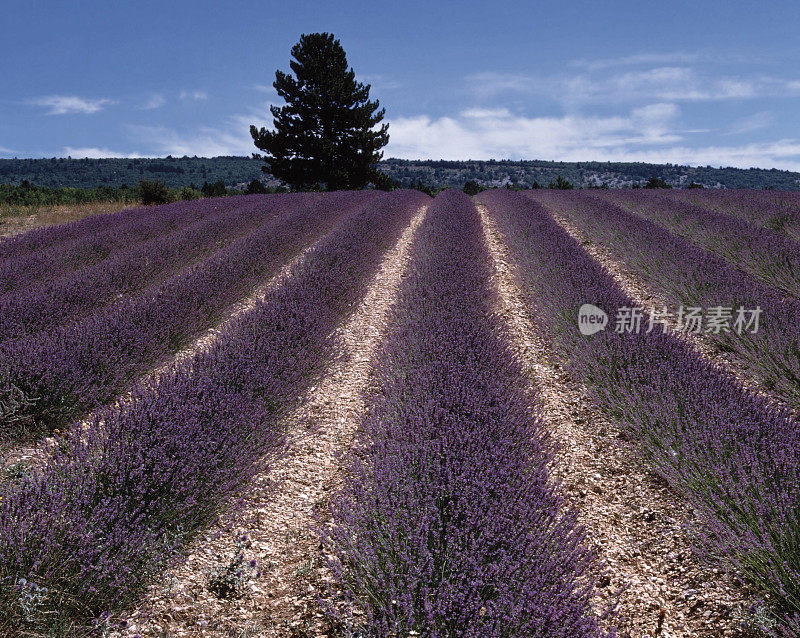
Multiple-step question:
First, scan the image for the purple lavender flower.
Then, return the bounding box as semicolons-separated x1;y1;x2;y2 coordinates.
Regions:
323;190;612;636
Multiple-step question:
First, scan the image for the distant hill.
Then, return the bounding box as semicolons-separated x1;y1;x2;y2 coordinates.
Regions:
2;156;799;190
382;159;800;190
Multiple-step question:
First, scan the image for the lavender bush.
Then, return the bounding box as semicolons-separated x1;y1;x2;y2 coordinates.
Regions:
0;190;428;631
526;190;800;410
0;195;294;343
477;189;800;634
0;191;375;440
667;189;800;243
597;189;800;299
0;196;231;297
323;190;612;637
0;198;160;259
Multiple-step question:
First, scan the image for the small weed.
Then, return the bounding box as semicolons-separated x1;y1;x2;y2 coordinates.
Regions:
14;577;49;623
294;557;316;579
208;534;260;600
732;602;778;636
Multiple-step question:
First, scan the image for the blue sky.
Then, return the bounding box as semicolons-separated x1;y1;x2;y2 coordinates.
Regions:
3;0;800;168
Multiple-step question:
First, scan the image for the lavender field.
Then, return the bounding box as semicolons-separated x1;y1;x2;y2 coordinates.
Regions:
1;189;799;637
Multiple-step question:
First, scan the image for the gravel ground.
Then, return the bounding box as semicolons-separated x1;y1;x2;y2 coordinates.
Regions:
0;232;323;476
477;203;751;638
4;197;769;636
112;206;428;637
548;205;795;420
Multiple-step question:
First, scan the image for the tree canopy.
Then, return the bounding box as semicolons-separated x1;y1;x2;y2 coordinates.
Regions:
250;32;389;190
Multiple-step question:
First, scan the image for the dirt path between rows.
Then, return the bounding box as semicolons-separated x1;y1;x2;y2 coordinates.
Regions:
0;234;325;475
117;206;428;637
547;207;795;419
477;204;748;638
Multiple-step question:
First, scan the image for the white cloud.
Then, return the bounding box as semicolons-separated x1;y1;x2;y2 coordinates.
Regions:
569;52;699;71
29;95;114;115
384;107;800;170
359;74;401;90
385;105;682;161
561;67;764;102
468;72;543;99
468;68;800;105
141;94;166;110
630;102;680;122
127;103;274;156
630;103;681;140
460;107;514;119
592;140;800;172
179;90;208;101
727;111;775;135
62;147;146;158
128;125;246;156
120;91;800;172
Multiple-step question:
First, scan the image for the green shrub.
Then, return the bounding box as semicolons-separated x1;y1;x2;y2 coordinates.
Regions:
201;180;227;198
139;180;174;205
244;179;268;195
368;169;398;191
463;180;486;196
179;186;202;200
644;176;671;189
548;176;574;190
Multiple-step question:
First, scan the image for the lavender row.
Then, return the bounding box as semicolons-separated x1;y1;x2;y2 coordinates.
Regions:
0;195;297;343
667;189;800;243
526;190;800;410
0;191;376;440
0;198;158;259
478;189;800;634
0;196;245;297
323;190;609;637
0;190;428;631
596;189;800;300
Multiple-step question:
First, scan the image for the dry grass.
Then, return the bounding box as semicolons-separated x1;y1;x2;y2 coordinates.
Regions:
0;200;138;238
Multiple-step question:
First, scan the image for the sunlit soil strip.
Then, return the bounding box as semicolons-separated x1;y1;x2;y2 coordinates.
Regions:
0;192;428;632
0;228;331;476
546;204;796;419
477;203;748;638
159;232;326;374
601;191;800;301
117;205;428;637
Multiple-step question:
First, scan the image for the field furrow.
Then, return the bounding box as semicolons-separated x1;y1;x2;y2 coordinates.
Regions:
478;203;748;636
666;189;800;243
0;195;298;343
596;189;800;299
0;200;159;259
0;211;329;476
323;190;609;636
119;202;428;637
0;190;428;633
2;186;797;636
0;191;373;442
476;188;800;634
0;197;244;297
526;190;800;412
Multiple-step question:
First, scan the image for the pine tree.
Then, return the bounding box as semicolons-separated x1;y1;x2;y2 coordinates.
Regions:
250;33;389;190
